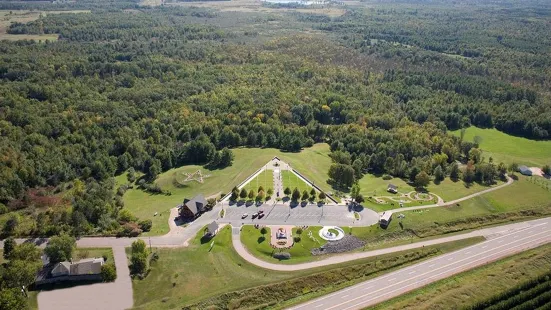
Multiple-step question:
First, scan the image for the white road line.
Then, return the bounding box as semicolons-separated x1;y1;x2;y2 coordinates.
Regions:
482;246;487;249
323;231;551;310
314;304;324;308
388;278;396;282
287;224;547;310
341;295;349;299
465;251;471;255
448;257;454;261
337;234;551;310
408;271;416;275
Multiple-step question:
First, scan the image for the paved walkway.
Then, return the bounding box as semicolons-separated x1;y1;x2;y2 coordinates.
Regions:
385;175;514;213
231;217;549;271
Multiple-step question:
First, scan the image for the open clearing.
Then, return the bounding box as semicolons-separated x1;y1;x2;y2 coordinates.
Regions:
451;127;551;167
372;243;551;310
121;144;331;236
0;10;89;41
168;0;346;17
130;225;480;310
348;176;551;247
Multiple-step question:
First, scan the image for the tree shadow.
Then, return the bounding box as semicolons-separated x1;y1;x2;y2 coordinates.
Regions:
200;234;214;244
289;201;299;208
300;201;308;207
257;236;266;244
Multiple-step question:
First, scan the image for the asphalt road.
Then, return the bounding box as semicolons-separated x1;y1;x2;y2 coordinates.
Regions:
288;218;551;310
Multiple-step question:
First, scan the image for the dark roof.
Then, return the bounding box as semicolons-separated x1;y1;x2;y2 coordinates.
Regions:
184;194;207;215
518;166;532;175
388;184;397;189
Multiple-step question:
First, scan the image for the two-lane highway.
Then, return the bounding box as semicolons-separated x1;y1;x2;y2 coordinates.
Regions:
288;219;551;310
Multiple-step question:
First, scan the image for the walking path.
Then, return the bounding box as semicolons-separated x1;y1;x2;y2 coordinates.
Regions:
231;216;548;271
385;175;514;213
0;173;519;309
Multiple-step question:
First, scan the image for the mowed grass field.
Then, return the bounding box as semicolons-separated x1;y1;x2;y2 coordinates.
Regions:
372;243;551;310
240;225;327;264
359;174;505;212
241;170;273;194
450;127;551;167
281;170;314;194
130;224;481;310
121;144;331;236
349;176;551;246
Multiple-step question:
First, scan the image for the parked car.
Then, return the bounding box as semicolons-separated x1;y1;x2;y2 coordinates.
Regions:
258;213;265;219
258;210;264;214
242;213;248;219
252;213;258;219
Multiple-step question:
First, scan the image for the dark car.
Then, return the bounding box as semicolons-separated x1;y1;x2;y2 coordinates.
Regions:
258;213;265;219
252;213;258;219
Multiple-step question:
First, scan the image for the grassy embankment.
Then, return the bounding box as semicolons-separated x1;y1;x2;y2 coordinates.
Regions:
129;224;482;310
450;127;551;167
281;170;315;194
241;170;273;194
120;144;332;236
372;243;551;310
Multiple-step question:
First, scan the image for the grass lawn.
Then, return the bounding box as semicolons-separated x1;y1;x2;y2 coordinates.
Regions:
281;170;314;194
359;174;506;212
122;144;331;236
240;225;327;264
74;247;115;264
350;176;551;246
241;170;273;194
450;127;551;167
372;243;551;310
130;224;481;310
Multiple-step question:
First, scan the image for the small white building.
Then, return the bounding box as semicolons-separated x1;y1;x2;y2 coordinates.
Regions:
51;257;104;277
380;211;393;227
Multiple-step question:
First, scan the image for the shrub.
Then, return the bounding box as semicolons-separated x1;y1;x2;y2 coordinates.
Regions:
382;174;392;180
273;252;291;260
118;222;142;237
293;236;301;243
101;263;117;282
138;219;152;232
0;203;7;215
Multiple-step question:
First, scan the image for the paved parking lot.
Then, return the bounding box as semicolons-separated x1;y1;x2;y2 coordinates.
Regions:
221;203;379;227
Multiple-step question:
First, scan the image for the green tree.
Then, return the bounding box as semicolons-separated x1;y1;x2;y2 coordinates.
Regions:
101;264;117;282
433;166;445;183
256;190;265;201
301;190;309;201
9;243;41;262
350;183;361;201
248;189;255;200
3;214;19;236
284;187;291;196
260;227;267;237
310;188;316;197
449;162;460;181
292;188;301;201
239;188;248;199
414;171;430;188
3;237;16;260
258;186;264;193
130;252;148;275
131;239;147;255
266;188;273;197
219;148;234;167
230;187;239;201
508;162;518;176
127;167;136;183
328;163;355;188
3;259;42;288
44;234;75;264
318;192;326;200
0;288;27;310
497;162;508;179
464;161;476;183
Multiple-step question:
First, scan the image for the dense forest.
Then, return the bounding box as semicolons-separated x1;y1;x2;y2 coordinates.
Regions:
0;0;550;238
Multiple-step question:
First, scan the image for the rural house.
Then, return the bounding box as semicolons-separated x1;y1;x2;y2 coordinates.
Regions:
36;257;105;286
178;194;207;218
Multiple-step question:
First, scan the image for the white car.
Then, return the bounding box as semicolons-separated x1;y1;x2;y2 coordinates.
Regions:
241;213;248;219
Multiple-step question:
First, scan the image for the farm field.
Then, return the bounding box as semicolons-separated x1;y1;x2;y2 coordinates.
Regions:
371;243;551;310
130;225;480;310
450;127;551;167
120;144;331;236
